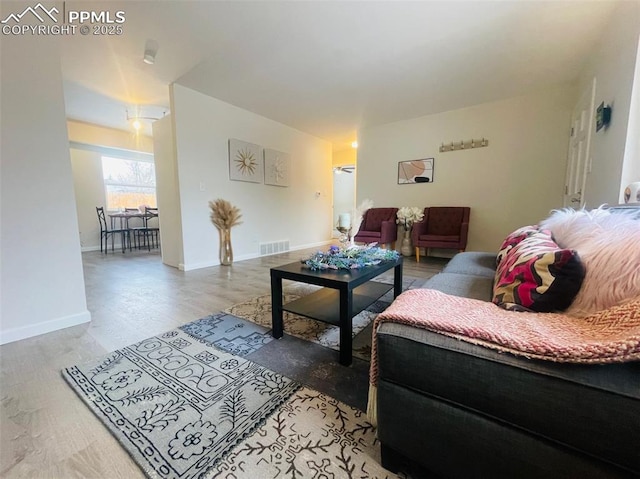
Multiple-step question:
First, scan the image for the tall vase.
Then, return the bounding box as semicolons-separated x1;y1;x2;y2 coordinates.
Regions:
400;227;412;257
219;228;233;265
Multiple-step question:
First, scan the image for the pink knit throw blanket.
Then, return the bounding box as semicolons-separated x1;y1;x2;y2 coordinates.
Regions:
369;289;640;387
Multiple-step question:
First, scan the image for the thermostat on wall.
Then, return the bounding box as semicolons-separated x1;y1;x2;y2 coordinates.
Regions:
595;102;611;131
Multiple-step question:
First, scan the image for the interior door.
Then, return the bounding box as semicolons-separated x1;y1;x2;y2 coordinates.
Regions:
563;78;596;208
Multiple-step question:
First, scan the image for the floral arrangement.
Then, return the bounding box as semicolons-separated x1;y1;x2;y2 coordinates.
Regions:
209;199;243;230
303;244;400;270
396;206;424;230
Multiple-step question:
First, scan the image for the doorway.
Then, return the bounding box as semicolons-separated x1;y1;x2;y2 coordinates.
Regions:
332;165;356;237
564;78;596;208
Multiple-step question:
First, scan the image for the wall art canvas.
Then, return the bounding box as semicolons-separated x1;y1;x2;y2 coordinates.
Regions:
263;149;290;187
398;158;434;184
229;139;263;183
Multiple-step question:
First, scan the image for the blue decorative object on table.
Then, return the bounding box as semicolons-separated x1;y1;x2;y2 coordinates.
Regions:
303;245;400;270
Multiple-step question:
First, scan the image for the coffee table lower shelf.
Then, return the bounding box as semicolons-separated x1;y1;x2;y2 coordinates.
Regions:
282;281;393;325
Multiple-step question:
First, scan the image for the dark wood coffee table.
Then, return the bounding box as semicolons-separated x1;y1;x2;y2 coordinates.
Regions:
270;257;403;365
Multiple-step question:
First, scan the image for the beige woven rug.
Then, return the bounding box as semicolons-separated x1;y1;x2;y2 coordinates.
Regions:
210;386;402;479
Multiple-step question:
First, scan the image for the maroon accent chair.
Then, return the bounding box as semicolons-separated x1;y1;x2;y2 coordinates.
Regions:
354;207;399;249
411;207;470;262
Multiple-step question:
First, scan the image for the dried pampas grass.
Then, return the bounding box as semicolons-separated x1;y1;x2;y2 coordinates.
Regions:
352;199;374;231
209;199;243;230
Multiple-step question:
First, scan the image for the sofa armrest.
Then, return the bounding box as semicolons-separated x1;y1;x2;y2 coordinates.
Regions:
460;221;469;243
411;220;428;243
380;220;398;243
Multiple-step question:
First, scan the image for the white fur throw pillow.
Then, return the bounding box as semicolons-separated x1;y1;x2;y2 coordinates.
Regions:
540;207;640;317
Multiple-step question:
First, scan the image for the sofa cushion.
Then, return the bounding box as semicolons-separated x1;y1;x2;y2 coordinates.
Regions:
376;323;640;474
493;228;585;312
356;230;381;238
418;234;460;242
421;272;493;301
377;379;630;478
442;251;497;278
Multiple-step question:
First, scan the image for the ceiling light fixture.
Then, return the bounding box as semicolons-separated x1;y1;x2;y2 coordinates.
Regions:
126;106;168;132
143;39;158;65
351;141;358;149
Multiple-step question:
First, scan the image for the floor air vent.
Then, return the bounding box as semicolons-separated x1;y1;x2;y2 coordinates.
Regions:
260;240;290;256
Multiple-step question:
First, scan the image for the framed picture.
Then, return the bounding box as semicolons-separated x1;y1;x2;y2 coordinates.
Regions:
398;158;434;184
264;149;290;187
229;139;263;183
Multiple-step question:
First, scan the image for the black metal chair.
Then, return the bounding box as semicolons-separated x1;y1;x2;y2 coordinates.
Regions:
124;208;144;248
132;207;160;251
96;207;130;253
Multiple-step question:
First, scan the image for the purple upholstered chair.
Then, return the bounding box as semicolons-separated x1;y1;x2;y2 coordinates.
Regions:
411;207;470;262
353;207;399;249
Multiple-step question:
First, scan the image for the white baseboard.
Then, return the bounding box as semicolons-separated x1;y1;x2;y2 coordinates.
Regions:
290;240;333;252
179;260;217;271
82;242;130;253
0;310;92;345
178;240;333;271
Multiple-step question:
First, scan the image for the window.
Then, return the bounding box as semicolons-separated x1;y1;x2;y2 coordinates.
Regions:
102;156;156;210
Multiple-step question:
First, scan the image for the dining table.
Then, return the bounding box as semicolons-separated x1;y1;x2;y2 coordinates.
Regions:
108;211;153;230
108;210;160;251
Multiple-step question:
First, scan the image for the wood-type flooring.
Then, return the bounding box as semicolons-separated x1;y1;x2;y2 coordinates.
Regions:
0;246;446;478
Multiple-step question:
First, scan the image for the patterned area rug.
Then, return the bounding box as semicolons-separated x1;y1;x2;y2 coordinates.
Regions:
210;387;399;479
62;328;300;479
181;312;273;357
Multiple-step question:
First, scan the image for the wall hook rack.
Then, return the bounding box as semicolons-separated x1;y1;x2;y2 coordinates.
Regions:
440;138;488;153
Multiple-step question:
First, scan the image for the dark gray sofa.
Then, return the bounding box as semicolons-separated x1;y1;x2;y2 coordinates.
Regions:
376;252;640;478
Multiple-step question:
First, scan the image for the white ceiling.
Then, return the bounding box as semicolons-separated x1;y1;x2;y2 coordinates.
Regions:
59;0;619;150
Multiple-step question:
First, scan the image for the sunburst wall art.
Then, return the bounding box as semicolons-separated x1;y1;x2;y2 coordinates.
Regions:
398;158;434;184
229;139;263;183
264;149;290;187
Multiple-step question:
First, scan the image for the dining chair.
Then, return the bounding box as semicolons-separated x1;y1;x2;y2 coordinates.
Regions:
124;208;144;248
96;207;130;253
132;207;160;251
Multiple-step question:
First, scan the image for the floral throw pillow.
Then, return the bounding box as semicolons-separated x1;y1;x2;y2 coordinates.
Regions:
493;228;585;312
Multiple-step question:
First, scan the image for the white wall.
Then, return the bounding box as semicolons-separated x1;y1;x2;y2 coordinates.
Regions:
333;148;356;167
357;84;576;253
171;84;333;271
0;34;90;344
577;1;640;207
69;148;107;250
153;114;183;268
